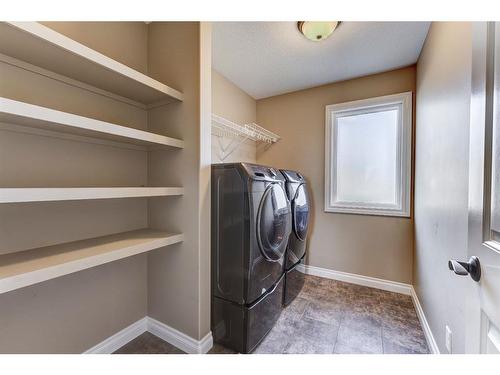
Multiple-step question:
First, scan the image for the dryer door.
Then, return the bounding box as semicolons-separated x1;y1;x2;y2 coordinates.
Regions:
292;183;310;241
256;183;291;261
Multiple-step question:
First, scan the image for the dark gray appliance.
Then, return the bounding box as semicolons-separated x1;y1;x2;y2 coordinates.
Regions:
211;163;292;353
280;169;310;306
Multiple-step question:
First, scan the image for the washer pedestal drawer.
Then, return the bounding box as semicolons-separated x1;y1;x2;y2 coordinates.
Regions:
283;256;305;306
212;276;284;353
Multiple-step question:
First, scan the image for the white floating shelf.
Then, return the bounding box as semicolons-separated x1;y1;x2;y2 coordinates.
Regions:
0;229;183;294
0;97;184;149
0;22;183;104
0;187;184;203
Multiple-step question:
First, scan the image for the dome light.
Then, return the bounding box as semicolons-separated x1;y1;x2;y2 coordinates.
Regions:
297;21;340;42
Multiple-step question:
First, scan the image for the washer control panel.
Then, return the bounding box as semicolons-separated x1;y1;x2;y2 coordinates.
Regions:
242;164;283;181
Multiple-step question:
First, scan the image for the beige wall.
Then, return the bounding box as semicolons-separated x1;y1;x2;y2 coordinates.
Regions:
212;69;256;125
414;22;472;353
41;22;149;74
211;69;256;163
256;66;416;283
0;256;147;353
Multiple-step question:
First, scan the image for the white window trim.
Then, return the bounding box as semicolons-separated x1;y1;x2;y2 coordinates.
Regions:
324;92;412;218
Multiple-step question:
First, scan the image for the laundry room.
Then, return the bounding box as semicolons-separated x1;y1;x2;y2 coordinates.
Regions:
1;4;500;370
207;22;418;354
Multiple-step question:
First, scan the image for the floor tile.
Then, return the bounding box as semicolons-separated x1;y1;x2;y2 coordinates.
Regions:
302;299;344;326
333;341;380;354
114;332;185;354
376;290;415;307
252;329;290;354
292;317;340;342
208;344;237;354
342;310;383;330
284;296;310;316
382;339;428;354
382;325;429;354
334;313;383;354
283;339;333;354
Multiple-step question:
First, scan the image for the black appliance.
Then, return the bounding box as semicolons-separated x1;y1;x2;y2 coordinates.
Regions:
211;163;292;353
280;169;310;306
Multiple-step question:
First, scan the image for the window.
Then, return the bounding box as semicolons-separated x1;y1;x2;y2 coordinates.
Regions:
325;92;412;217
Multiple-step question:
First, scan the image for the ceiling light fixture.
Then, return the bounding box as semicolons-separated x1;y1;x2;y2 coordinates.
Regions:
297;21;340;42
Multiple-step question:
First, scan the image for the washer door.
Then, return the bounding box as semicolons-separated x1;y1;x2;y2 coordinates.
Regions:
293;184;310;241
257;183;291;261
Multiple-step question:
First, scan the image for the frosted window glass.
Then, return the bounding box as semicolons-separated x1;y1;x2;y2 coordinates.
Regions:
335;109;398;205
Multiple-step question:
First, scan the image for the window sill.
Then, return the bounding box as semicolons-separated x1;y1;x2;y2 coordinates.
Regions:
324;206;410;218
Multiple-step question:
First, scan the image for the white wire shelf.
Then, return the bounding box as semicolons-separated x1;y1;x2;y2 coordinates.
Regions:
211;114;280;161
211;114;280;144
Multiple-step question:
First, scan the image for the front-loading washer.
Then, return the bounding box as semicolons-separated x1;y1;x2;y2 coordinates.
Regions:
211;163;292;353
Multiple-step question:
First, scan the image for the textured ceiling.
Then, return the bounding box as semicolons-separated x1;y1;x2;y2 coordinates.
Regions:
212;22;430;99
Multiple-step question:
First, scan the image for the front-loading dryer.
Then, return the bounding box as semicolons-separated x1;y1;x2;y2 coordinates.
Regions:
280;169;311;306
211;163;292;353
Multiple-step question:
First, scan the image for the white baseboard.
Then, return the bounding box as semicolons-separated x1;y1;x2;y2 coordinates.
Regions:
84;316;213;354
410;287;440;354
84;317;148;354
296;263;412;295
147;317;213;354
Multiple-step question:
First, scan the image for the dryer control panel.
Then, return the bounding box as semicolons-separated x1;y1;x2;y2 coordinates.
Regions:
280;169;306;183
241;163;285;182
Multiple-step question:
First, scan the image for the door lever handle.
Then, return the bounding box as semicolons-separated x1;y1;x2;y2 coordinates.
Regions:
448;256;481;282
448;260;469;275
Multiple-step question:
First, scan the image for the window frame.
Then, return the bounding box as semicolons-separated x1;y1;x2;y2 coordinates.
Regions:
324;92;412;217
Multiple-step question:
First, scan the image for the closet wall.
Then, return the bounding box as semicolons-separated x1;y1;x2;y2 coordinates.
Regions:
147;22;211;341
0;22;210;352
211;69;256;163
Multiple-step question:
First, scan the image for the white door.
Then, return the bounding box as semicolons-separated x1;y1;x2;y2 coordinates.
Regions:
465;21;500;354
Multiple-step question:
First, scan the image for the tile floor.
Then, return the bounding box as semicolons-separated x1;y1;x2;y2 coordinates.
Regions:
114;275;429;354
